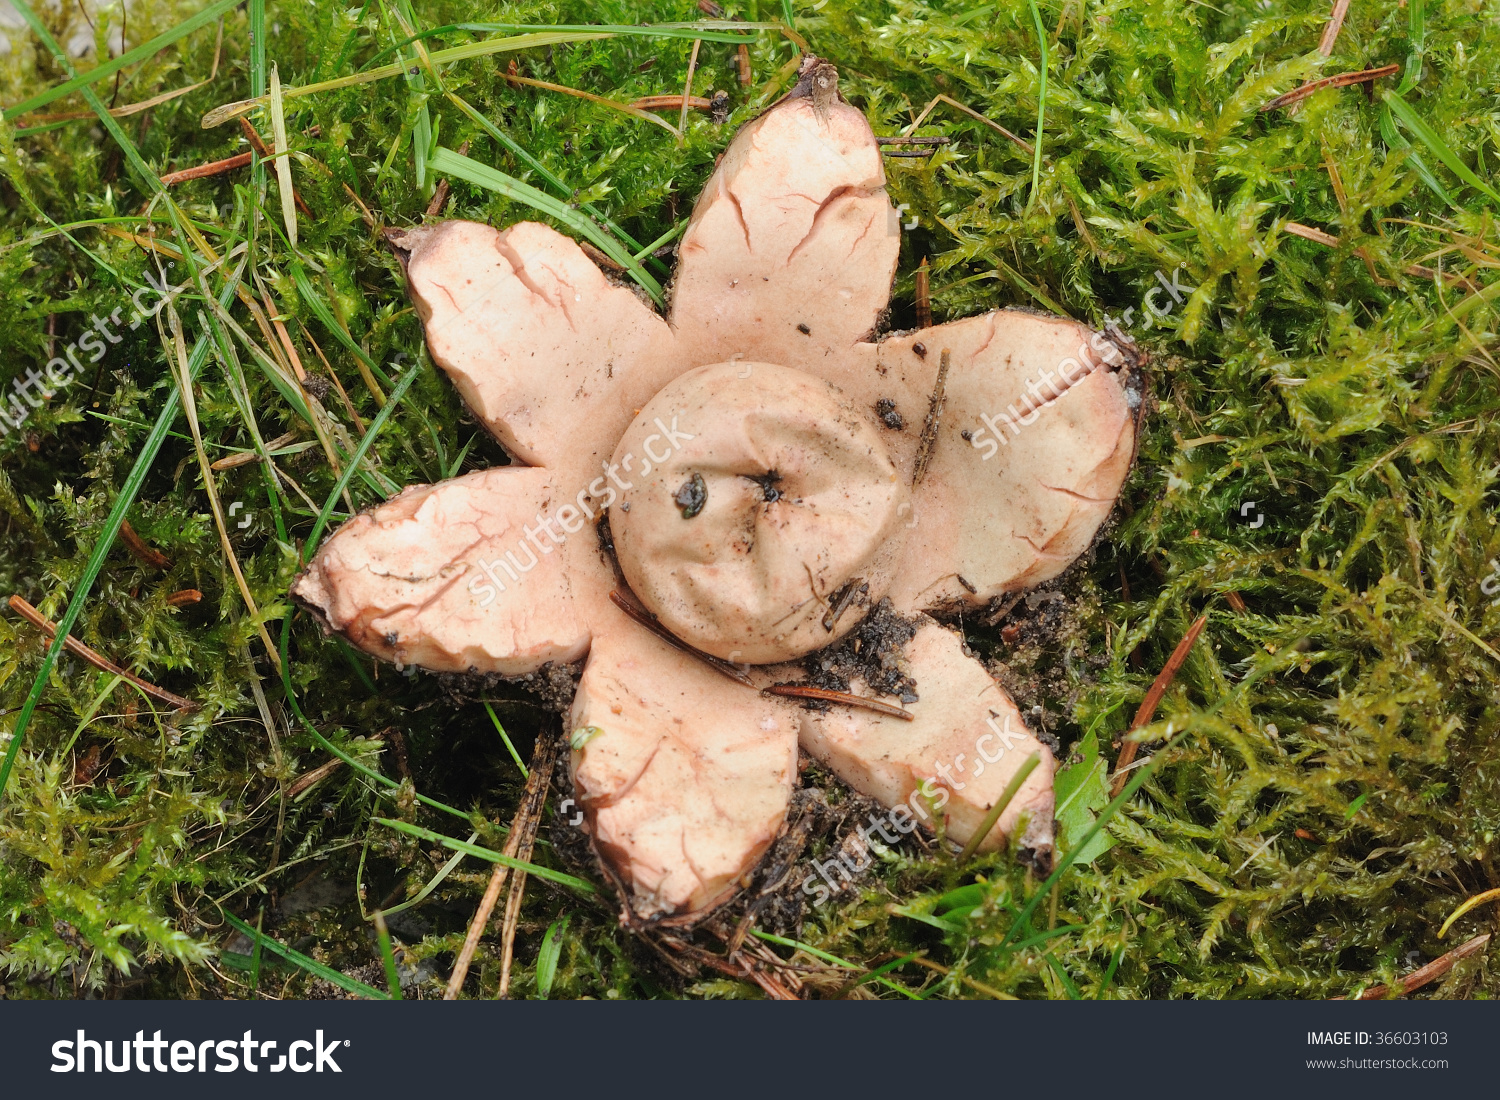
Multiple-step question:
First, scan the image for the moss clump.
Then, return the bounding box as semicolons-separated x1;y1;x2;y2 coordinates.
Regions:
1;0;1498;999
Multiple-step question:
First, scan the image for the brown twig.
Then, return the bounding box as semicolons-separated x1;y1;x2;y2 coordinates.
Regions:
341;182;377;229
1224;590;1248;613
1110;613;1207;795
905;93;1033;156
915;257;932;329
8;595;196;710
159;151;253;185
237;117;312;216
738;43;752;86
658;932;800;999
210;429;301;471
876;135;950;146
300;327;367;433
1339;933;1491;1000
496;733;559;998
165;589;203;607
764;684;915;721
1317;0;1351;56
1284;220;1476;287
118;518;171;569
501;73;681;138
287;756;344;799
260;289;308;383
609;590;754;686
628;93;715;111
821;578;866;633
446;733;557;999
911;348;951;485
444;829;521;998
1261;64;1400;112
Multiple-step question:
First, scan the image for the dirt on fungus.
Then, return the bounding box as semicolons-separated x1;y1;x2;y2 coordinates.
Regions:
797;598;922;706
434;661;580;713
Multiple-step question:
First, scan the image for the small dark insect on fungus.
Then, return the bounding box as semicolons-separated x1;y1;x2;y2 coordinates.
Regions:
675;471;708;518
797;323;811;335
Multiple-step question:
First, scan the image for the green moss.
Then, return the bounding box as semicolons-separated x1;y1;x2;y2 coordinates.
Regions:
1;0;1498;998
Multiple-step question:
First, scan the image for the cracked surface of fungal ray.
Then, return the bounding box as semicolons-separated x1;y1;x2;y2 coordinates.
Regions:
293;62;1137;923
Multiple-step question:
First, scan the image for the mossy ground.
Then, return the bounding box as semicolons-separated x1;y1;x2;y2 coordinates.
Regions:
1;0;1498;999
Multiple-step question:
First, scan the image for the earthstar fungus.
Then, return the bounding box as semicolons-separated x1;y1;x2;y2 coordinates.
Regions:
292;61;1139;923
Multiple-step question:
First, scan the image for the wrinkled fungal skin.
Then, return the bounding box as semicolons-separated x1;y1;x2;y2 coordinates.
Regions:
292;72;1136;923
789;620;1056;862
292;467;589;675
610;362;909;664
569;610;801;919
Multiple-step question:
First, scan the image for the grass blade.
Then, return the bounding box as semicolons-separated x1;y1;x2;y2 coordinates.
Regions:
361;21;767;72
302;361;419;560
1000;730;1188;949
1397;0;1425;94
3;0;239;120
0;277;238;805
485;702;528;779
248;0;266;99
1045;953;1082;999
373;818;597;894
442;90;663;273
206;23;772;128
1097;944;1125;998
751;930;921;998
269;64;298;248
1383;90;1500;206
202;30;617;127
373;911;403;999
429;145;663;303
379;832;477;918
534;914;569;998
291;264;390;398
223;911;391;999
1025;0;1048;211
277;617;470;822
958;751;1041;863
1378;103;1456;209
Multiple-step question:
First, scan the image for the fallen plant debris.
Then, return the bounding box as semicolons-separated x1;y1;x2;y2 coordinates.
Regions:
7;595;196;711
1110;613;1207;795
1339;933;1491;1000
1261;63;1402;112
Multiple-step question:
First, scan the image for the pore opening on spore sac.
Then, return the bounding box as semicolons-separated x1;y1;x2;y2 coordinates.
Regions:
744;470;784;503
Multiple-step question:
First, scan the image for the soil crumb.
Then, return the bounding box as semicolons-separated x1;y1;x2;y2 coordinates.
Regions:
801;598;921;704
